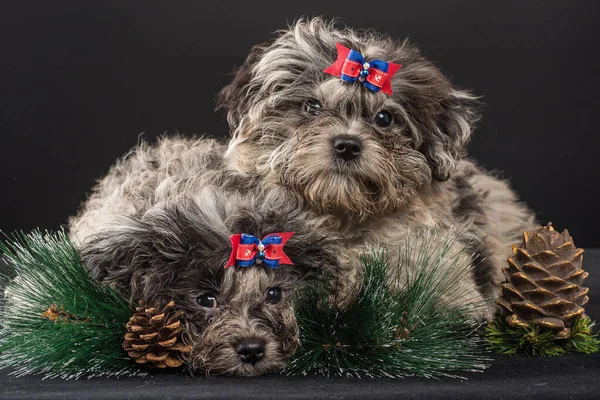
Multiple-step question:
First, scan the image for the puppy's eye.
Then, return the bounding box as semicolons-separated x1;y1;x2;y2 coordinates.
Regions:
304;99;323;116
266;287;282;304
197;293;217;309
374;110;393;128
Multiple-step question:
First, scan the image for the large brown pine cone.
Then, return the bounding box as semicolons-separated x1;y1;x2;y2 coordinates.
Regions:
497;224;589;339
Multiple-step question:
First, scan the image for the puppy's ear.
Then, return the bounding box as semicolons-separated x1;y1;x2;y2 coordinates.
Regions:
78;219;152;298
283;234;341;279
421;89;481;181
216;42;269;132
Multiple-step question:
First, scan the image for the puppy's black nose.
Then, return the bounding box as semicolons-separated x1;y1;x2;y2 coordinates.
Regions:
333;136;362;161
236;339;266;365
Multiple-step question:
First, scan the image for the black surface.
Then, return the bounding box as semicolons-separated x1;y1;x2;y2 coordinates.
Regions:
1;250;599;399
1;1;600;246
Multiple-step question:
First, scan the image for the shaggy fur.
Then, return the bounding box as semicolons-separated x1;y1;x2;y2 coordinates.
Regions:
75;184;341;376
69;18;537;375
217;18;536;311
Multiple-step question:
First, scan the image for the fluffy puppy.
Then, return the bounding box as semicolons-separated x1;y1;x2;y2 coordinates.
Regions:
217;18;536;314
77;187;340;376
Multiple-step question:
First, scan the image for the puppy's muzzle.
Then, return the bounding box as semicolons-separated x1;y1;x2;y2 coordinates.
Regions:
333;136;362;161
236;339;266;365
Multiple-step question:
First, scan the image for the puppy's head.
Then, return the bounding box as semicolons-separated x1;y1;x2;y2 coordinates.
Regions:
80;189;339;376
219;18;481;218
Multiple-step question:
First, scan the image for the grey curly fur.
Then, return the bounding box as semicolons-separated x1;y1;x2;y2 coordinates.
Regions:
77;184;342;376
216;18;536;309
69;18;536;376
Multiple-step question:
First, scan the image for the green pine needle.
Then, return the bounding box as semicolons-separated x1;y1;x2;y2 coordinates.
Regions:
487;316;600;357
0;230;142;379
287;231;492;378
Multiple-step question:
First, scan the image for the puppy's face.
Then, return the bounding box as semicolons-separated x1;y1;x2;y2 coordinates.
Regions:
219;19;480;218
80;193;338;376
182;265;300;376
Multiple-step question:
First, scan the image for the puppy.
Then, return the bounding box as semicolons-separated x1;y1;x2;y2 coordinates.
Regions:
217;18;537;315
76;187;340;376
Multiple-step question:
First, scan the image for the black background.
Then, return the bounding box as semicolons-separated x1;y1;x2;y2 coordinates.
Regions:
1;1;599;246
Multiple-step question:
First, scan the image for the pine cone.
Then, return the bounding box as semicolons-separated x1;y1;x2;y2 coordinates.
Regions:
497;224;589;339
123;300;191;368
42;304;91;324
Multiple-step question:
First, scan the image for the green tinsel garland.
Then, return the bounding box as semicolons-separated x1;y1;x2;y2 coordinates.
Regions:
0;230;141;379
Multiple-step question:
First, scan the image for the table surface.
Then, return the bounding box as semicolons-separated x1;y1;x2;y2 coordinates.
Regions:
1;250;599;400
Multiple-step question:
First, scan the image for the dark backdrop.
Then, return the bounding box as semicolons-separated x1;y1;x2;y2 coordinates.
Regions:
1;1;599;246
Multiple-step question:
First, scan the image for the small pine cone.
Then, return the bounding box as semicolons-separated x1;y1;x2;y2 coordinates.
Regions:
42;304;91;324
123;300;192;368
497;224;589;339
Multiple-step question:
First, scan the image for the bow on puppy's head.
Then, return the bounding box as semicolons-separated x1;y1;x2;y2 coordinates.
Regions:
323;43;401;95
226;232;295;269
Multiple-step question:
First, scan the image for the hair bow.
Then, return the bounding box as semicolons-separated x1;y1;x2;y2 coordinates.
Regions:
225;232;295;269
324;43;401;95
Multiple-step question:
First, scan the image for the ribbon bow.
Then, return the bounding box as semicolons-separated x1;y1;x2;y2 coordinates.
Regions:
225;232;295;269
324;43;401;95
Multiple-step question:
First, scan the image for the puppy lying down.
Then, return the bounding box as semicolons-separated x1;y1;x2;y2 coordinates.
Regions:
76;187;340;376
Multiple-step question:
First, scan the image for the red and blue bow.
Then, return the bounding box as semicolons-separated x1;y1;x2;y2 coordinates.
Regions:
324;43;401;95
225;232;295;269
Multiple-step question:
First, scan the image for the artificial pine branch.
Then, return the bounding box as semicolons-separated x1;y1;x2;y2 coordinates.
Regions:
287;231;491;378
0;230;142;379
0;229;494;379
486;316;599;356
